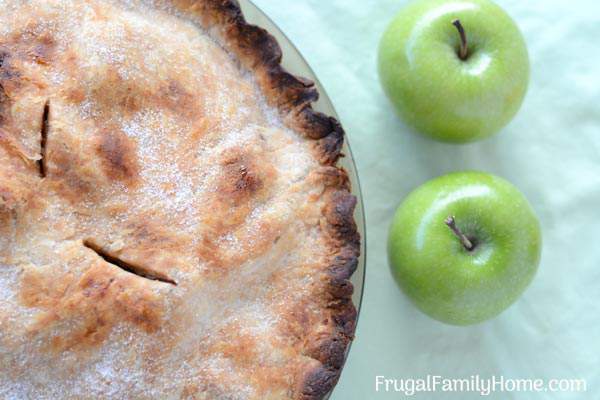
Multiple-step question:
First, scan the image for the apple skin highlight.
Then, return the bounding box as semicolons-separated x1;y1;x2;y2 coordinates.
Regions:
387;172;542;325
378;0;530;143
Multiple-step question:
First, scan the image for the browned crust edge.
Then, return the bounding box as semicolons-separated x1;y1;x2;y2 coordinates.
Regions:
180;1;361;398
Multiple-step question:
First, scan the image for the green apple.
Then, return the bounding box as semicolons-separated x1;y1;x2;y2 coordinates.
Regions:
388;172;541;325
378;0;529;143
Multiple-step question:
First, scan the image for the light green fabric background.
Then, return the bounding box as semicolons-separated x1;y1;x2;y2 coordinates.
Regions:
252;0;600;399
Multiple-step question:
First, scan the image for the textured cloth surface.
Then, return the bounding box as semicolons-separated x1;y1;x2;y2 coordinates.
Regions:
253;0;600;398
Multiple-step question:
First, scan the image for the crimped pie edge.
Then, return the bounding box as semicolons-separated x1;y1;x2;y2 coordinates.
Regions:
185;1;361;398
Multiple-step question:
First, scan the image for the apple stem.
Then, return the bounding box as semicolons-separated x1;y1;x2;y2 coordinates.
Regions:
445;216;475;251
452;19;468;60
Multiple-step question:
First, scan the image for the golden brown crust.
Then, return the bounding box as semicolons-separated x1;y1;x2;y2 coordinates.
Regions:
94;128;141;185
0;1;359;398
183;2;360;398
20;258;166;352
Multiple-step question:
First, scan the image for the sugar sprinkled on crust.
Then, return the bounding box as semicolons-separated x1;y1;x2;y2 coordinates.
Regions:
0;1;358;399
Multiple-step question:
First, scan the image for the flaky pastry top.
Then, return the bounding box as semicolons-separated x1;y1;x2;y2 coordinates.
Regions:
0;1;359;399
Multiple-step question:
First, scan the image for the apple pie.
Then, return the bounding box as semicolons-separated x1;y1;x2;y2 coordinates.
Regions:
0;0;359;399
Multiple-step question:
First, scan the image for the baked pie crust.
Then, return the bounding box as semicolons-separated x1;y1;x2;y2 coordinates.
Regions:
0;1;359;399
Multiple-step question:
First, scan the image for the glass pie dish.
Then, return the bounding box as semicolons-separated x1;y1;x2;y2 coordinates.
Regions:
0;1;365;397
